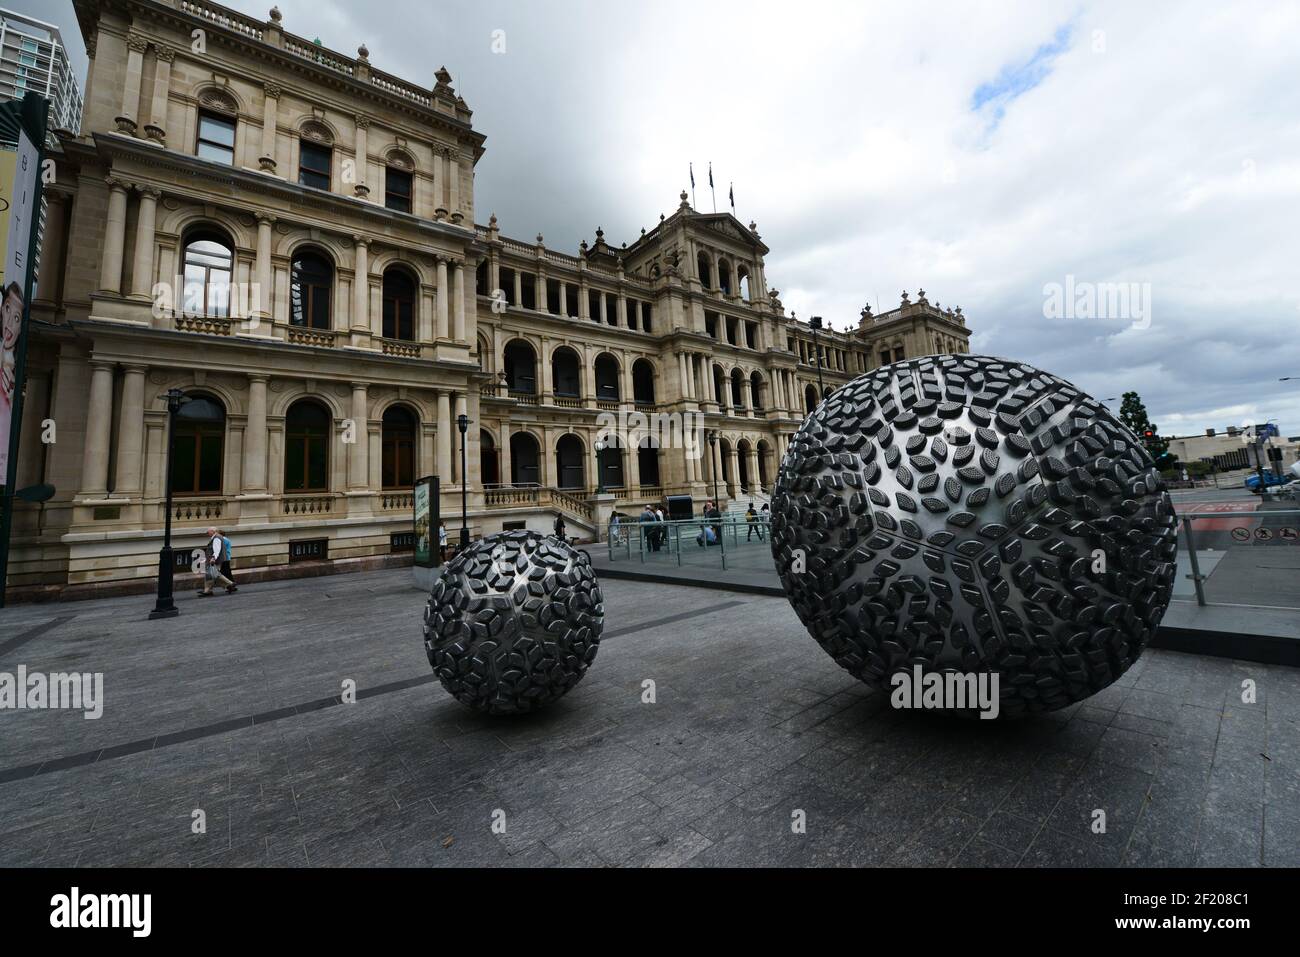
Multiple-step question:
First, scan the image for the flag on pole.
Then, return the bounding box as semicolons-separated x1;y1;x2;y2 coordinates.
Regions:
708;163;714;188
729;182;735;213
689;163;695;188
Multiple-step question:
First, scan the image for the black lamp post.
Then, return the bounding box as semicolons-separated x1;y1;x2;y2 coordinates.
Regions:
594;437;606;494
707;430;719;503
457;412;470;548
810;315;825;395
150;388;187;620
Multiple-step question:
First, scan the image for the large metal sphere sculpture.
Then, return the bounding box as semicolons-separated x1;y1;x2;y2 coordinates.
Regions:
770;355;1177;716
423;530;603;714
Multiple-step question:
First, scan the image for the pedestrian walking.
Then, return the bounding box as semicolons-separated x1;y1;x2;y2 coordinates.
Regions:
554;514;567;544
745;502;760;541
217;527;237;591
439;521;448;561
199;526;236;596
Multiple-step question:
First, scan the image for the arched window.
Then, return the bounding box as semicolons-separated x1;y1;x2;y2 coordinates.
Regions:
594;353;620;401
750;371;764;411
697;253;712;289
504;339;537;395
632;359;655;405
170;394;225;494
290;249;333;329
730;369;745;409
510;432;540;485
805;384;819;415
181;231;233;318
480;430;499;486
555;434;585;490
382;267;416;340
381;405;417;489
552;347;581;398
284;401;330;492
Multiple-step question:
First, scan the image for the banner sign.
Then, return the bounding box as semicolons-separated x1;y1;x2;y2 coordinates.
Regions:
0;127;39;478
413;475;439;568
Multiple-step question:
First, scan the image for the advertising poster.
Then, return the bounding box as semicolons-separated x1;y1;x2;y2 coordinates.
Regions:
413;475;438;568
0;128;39;479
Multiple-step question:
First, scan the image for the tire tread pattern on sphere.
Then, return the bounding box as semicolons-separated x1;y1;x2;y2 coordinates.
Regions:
422;530;603;714
769;355;1177;717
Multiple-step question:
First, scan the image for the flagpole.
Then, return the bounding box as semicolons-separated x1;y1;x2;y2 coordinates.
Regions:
689;163;696;209
709;163;716;213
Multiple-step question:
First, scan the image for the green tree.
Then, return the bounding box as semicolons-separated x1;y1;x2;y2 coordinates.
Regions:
1118;391;1174;467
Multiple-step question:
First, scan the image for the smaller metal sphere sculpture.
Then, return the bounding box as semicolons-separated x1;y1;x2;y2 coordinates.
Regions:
770;355;1178;717
423;530;603;715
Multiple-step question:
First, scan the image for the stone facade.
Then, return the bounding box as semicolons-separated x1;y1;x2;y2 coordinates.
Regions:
13;0;971;599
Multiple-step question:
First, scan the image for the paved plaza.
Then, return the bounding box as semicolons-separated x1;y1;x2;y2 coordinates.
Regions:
1;569;1298;867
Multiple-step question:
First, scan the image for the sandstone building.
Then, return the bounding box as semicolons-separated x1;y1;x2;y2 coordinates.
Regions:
14;0;970;598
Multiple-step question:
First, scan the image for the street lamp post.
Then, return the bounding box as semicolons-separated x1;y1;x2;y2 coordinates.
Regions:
594;437;606;494
457;413;470;549
150;388;187;620
707;430;719;503
810;316;825;396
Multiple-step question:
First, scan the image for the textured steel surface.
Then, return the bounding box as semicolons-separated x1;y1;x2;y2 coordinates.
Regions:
771;355;1178;716
423;530;604;714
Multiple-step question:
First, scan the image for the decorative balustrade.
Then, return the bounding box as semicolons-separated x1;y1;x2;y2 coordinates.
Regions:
596;399;619;411
482;484;594;522
176;315;233;336
379;338;421;358
284;36;355;75
550;488;594;520
553;396;583;409
371;70;432;107
171;498;224;522
380;492;414;511
281;494;334;516
509;390;540;406
180;1;263;40
287;327;334;347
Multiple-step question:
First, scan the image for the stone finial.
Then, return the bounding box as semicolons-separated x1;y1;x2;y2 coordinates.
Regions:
536;232;544;245
679;190;690;208
861;302;873;320
579;239;589;258
916;288;928;305
435;66;453;89
595;226;604;242
641;227;647;236
901;290;911;305
269;6;282;23
488;213;498;227
357;43;369;61
955;306;964;323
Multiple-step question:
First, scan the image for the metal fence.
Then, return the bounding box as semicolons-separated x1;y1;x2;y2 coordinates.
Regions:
605;517;771;571
1178;506;1300;608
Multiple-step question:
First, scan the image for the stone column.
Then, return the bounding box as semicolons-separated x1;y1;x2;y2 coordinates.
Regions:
351;237;370;334
348;382;369;490
540;337;554;403
556;280;567;316
582;347;597;408
616;293;627;328
436;390;453;483
499;428;512;486
115;33;148;135
111;365;147;495
144;46;173;145
129;186;159;299
728;446;741;497
243;374;269;493
448;150;460;213
253;213;275;331
353;115;370;198
34;193;67;303
435;258;450;339
626;439;640;492
80;361;115;497
453;261;466;341
747;446;761;494
100;178;130;294
259;82;280;172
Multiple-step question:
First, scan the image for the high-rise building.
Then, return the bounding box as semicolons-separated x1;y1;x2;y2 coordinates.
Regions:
0;8;83;135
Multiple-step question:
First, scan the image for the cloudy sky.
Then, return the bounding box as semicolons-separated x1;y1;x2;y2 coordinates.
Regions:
30;0;1300;437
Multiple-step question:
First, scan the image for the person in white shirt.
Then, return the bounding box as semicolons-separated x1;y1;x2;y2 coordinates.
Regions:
199;526;236;596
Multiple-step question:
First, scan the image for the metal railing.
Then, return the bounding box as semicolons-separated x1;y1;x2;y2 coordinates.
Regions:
1178;506;1300;608
605;516;770;571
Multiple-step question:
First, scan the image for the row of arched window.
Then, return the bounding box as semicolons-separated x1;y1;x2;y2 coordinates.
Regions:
501;340;657;404
179;228;418;339
172;394;418;495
